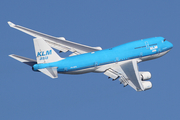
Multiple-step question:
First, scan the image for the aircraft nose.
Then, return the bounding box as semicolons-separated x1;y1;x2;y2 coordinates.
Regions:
167;41;173;49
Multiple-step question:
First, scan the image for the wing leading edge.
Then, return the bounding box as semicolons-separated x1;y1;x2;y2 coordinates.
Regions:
8;21;102;56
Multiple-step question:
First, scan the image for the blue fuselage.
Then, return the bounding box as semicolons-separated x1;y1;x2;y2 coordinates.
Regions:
33;37;173;73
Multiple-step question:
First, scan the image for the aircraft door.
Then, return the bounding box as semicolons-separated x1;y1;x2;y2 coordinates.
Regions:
158;48;161;54
145;41;149;49
64;67;68;71
94;62;98;67
140;52;143;57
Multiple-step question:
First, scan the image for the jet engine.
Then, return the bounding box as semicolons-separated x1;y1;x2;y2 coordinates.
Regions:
142;81;152;90
139;71;151;81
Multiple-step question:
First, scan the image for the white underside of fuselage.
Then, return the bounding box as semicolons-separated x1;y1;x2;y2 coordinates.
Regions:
58;49;171;75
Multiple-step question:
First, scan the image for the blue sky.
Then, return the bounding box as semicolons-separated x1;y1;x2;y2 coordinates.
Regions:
0;0;180;120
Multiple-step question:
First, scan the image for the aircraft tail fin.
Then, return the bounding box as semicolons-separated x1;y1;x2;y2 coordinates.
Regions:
38;67;58;78
33;37;63;64
9;54;37;67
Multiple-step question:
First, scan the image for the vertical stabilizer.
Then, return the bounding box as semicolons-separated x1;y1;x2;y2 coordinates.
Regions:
33;37;63;64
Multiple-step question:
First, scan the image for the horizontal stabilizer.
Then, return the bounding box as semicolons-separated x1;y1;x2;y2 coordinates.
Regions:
38;67;58;78
9;54;37;66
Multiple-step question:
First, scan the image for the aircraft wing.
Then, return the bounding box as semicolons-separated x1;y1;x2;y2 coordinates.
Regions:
103;59;152;91
8;21;102;56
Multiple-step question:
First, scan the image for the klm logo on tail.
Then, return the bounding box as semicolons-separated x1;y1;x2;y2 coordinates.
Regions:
37;50;52;60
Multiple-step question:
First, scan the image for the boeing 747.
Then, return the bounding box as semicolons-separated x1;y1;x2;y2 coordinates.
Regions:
8;21;173;91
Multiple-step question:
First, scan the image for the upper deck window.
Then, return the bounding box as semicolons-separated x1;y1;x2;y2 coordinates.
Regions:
149;43;157;46
134;46;146;49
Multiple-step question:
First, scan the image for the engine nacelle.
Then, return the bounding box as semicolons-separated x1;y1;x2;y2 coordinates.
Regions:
142;81;152;90
139;71;151;81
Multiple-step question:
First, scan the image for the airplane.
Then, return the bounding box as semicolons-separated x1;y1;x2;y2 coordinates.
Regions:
8;21;173;91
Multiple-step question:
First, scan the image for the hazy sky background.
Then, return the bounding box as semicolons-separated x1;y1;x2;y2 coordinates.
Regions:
0;0;179;120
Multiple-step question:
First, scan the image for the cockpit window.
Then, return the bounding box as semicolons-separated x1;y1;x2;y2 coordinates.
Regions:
164;39;166;42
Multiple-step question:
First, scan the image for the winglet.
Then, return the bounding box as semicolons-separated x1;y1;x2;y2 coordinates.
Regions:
7;21;15;27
